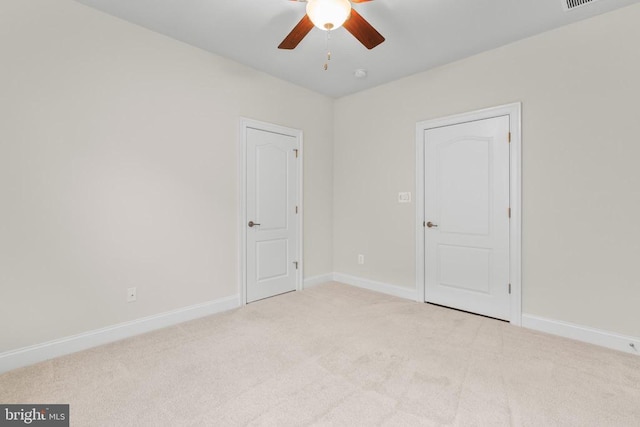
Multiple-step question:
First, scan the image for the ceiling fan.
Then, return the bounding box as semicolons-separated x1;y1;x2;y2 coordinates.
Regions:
278;0;385;50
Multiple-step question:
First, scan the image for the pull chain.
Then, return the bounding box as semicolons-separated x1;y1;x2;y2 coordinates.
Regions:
324;30;331;71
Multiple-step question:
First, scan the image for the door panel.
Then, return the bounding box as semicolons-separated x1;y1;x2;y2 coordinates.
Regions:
424;116;510;320
256;145;289;231
438;138;491;236
246;127;298;303
438;245;491;294
256;239;289;281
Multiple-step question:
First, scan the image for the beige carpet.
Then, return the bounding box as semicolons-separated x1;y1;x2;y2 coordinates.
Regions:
1;282;639;426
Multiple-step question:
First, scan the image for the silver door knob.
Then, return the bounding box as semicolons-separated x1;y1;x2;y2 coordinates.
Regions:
426;221;438;228
248;221;261;227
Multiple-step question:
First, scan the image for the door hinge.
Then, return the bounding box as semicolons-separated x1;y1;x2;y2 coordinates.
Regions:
508;132;511;143
508;207;511;218
508;283;511;294
295;205;298;214
293;261;298;270
293;149;299;158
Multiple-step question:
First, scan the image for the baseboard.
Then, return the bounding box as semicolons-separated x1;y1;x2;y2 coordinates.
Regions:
303;273;334;288
333;273;417;301
522;314;640;356
0;295;241;374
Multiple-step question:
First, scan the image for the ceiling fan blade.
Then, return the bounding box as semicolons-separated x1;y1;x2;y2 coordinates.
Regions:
343;9;385;50
278;14;314;49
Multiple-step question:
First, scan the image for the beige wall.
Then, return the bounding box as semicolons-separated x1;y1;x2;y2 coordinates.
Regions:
0;0;333;352
334;4;640;337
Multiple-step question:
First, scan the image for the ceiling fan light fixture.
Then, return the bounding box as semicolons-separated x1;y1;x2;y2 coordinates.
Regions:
306;0;352;31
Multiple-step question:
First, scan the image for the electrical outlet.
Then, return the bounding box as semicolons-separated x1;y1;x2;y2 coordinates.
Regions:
398;192;411;203
358;254;365;265
127;287;137;302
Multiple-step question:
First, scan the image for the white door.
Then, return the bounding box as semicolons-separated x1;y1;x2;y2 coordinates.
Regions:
424;115;510;320
246;126;299;303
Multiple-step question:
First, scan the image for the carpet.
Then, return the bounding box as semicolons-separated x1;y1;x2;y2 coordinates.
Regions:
1;282;639;426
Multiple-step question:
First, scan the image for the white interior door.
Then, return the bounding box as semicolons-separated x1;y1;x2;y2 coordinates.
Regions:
246;126;299;303
424;115;510;320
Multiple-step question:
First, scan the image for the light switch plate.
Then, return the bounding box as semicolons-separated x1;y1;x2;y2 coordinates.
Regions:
398;192;411;203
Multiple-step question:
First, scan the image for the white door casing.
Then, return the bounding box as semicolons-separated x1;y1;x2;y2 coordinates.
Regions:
239;119;302;304
415;103;522;324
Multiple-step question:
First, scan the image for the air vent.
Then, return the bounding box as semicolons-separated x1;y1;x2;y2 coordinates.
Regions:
563;0;599;11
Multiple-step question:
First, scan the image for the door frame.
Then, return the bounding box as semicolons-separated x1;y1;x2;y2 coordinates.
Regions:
415;103;522;325
238;118;304;305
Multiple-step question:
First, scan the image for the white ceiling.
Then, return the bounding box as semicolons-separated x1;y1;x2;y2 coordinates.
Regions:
74;0;639;98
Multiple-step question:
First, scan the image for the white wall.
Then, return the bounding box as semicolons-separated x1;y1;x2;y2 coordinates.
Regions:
0;0;333;352
334;3;640;338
